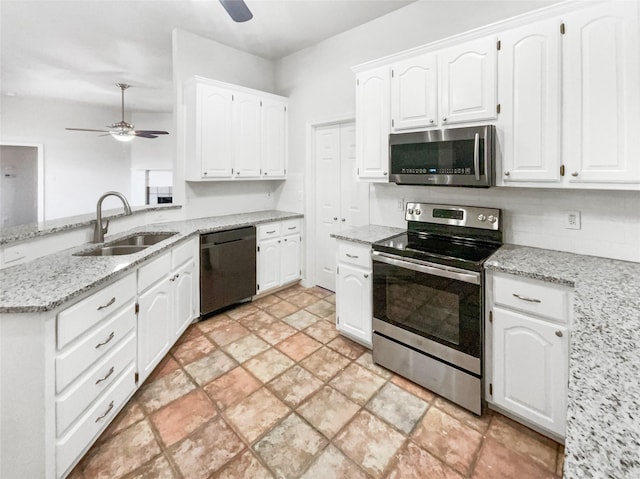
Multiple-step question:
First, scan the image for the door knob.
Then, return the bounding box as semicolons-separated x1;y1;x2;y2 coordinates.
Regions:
555;330;563;337
341;218;346;222
504;171;511;177
333;217;338;221
571;172;579;177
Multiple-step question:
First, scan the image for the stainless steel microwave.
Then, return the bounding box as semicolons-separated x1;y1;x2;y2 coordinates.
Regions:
389;125;495;187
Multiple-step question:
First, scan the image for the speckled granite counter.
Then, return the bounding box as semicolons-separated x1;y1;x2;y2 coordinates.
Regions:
331;224;404;245
0;210;302;313
485;244;640;479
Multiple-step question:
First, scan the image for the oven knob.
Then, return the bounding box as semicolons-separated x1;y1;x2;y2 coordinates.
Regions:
477;214;487;222
414;209;421;215
407;208;414;215
488;215;497;223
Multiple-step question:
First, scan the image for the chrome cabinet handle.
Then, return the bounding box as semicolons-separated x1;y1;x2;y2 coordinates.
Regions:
267;230;276;234
443;117;447;122
341;218;346;222
95;332;115;349
364;274;369;278
333;217;338;221
429;119;434;124
97;297;116;311
473;132;480;181
288;226;296;230
203;171;208;176
346;253;359;259
555;330;563;338
512;293;541;303
95;401;114;423
383;171;388;176
504;171;511;177
572;172;579;177
95;366;115;385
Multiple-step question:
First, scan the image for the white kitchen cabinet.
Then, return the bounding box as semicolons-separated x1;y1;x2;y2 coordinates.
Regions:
563;1;640;185
498;18;562;184
391;54;438;131
439;36;498;125
355;66;391;181
184;76;288;182
486;271;572;439
170;237;199;340
256;220;302;295
335;241;372;348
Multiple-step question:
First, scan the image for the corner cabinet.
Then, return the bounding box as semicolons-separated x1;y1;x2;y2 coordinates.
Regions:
256;219;302;295
486;271;573;439
335;241;372;348
184;76;288;182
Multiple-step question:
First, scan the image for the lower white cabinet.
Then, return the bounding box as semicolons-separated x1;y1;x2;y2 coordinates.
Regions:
256;220;302;295
335;241;372;348
486;271;572;439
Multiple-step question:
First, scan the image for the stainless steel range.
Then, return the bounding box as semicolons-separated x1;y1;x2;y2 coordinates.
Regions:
372;202;502;415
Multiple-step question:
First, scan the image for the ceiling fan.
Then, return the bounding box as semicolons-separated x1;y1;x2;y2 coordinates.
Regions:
66;83;169;142
219;0;253;22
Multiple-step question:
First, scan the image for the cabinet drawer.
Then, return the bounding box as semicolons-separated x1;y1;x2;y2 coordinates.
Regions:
56;332;136;436
258;222;281;240
172;238;196;269
57;273;136;350
280;219;301;236
56;302;136;393
138;252;171;293
493;273;570;322
56;363;136;479
338;242;372;269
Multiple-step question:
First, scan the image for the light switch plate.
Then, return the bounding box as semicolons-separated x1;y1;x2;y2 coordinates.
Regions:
565;211;581;230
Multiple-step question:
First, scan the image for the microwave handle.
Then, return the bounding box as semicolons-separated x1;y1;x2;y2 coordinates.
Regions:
474;133;480;181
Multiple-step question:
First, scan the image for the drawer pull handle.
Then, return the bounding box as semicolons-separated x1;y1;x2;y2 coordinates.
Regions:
266;230;276;234
288;226;296;230
346;254;359;259
512;293;541;303
95;332;115;349
95;366;115;385
555;330;563;338
364;274;369;278
95;401;114;423
97;297;116;311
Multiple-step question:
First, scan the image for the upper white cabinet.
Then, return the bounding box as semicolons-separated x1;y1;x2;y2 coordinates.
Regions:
439;36;498;125
498;18;562;183
391;54;438;131
563;1;640;185
356;66;391;182
184;76;288;182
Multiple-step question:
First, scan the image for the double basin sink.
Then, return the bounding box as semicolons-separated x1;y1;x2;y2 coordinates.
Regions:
74;232;177;256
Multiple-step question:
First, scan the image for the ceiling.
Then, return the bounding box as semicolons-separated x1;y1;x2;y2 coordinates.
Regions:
0;0;414;112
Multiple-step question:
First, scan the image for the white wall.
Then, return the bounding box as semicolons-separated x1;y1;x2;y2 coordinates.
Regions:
130;112;173;170
172;28;281;219
0;96;133;220
274;0;640;263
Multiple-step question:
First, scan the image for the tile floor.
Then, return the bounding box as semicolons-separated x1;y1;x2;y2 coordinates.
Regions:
69;284;565;479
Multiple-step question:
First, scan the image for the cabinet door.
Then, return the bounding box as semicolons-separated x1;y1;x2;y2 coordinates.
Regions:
137;277;172;383
233;92;262;178
498;19;562;183
258;238;281;293
336;263;372;347
356;66;390;181
391;54;438;131
198;84;234;178
172;260;196;340
563;1;640;184
440;36;498;125
261;98;287;178
281;235;301;284
492;307;568;436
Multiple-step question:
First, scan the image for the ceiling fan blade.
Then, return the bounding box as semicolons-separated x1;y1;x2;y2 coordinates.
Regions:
134;133;159;139
66;128;110;132
219;0;253;22
134;130;169;135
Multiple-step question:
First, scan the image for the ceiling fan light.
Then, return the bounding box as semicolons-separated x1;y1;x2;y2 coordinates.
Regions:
111;131;135;142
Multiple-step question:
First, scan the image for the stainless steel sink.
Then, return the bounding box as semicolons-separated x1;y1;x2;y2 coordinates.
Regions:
74;232;177;256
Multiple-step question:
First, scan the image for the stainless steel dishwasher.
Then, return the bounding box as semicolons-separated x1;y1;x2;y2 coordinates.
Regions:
200;226;256;317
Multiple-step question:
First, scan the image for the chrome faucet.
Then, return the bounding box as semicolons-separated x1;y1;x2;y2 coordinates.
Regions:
93;191;133;243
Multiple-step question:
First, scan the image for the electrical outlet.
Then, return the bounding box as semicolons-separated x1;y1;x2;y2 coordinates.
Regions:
396;198;405;212
565;211;581;230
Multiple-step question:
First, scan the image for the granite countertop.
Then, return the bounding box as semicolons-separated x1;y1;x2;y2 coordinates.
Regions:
0;204;182;246
0;210;302;313
485;244;640;479
331;224;405;245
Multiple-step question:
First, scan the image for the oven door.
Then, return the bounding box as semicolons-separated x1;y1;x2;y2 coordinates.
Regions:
372;251;483;375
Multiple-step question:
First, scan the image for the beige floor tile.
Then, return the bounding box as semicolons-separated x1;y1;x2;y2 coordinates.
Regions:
215;449;274;479
197;312;231;334
184;349;237;386
324;293;336;304
266;300;299;319
175;324;203;344
297;386;360;439
411;406;483;476
225;388;290;443
253;320;298;345
305;299;335;318
252;294;282;310
366;382;428;434
254;413;328;479
128;454;177;479
203;366;262;410
557;445;565;476
267;365;323;407
287;292;320;308
239;310;279;331
303;320;340;344
390;375;436;403
81;419;161;479
433;396;492;433
144;355;180;384
329;362;386;405
326;335;366;360
171;334;216;366
99;399;145;441
226;302;260;320
299;346;351;382
137;369;196;413
283;310;321;330
243;348;295;383
169;416;245;479
472;437;557;479
334;410;406;478
149;389;217;447
387;442;463;479
275;332;322;361
202;317;251;346
355;351;393;379
274;284;305;299
306;286;333;299
300;444;368;479
222;333;270;363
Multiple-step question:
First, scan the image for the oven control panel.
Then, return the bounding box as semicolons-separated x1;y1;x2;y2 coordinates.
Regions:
405;202;501;230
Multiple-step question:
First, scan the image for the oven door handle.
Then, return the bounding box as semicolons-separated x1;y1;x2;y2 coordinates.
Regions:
372;251;481;285
474;132;480;181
